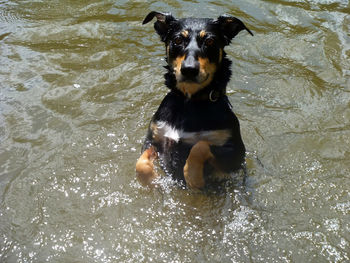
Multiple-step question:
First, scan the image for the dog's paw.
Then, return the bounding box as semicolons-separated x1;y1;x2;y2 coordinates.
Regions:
183;141;214;189
136;147;158;186
183;162;205;189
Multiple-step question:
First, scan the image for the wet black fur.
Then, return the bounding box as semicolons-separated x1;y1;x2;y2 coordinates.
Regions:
141;12;253;185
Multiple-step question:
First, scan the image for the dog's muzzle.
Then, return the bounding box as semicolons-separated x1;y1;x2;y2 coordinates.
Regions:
180;54;199;81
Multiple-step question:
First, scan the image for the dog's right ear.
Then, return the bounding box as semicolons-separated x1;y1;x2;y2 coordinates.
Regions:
142;11;176;42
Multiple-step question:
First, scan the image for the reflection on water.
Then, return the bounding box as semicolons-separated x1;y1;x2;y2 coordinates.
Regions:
0;0;349;262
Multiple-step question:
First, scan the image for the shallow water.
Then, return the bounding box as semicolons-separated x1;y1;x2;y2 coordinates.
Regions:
0;0;349;262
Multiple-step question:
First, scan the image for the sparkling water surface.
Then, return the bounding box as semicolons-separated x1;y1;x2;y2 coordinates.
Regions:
0;0;349;262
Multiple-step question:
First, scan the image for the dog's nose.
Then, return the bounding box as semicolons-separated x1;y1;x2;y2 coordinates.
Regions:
181;55;199;79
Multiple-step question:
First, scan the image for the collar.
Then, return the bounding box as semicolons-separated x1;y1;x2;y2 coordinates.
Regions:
189;88;225;102
172;86;225;102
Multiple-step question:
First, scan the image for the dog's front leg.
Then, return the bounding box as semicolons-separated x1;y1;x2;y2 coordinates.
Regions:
184;141;214;189
136;146;158;186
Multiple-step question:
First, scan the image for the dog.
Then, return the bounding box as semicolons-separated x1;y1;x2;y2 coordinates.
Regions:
136;11;253;189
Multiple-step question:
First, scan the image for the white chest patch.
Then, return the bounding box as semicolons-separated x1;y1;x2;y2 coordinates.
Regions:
151;121;231;146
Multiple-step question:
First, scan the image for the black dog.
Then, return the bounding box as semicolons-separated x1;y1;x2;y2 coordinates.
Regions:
136;11;253;189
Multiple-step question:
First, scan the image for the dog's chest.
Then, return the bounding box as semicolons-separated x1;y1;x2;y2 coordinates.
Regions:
151;121;230;146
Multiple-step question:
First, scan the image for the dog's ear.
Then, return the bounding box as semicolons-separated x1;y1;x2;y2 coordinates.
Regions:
215;15;253;45
143;11;177;42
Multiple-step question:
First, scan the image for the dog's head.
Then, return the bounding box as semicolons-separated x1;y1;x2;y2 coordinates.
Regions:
143;11;253;98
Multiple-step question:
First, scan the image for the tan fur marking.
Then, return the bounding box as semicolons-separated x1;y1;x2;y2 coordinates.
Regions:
198;57;217;77
184;141;214;189
208;129;230;145
177;82;203;97
173;55;195;96
199;30;207;38
174;56;217;97
136;147;158;186
181;30;189;38
182;129;231;146
173;55;186;75
197;56;216;93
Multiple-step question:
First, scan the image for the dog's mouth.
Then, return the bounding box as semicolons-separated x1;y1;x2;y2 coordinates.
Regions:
177;72;209;85
175;72;213;98
171;56;217;97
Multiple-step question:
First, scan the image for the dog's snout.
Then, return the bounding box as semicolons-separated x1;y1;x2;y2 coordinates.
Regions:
181;55;199;79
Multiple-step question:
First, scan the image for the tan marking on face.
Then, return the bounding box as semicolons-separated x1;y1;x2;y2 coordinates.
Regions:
199;30;207;38
176;82;202;97
198;57;217;77
181;30;189;38
173;54;186;77
197;56;216;87
173;55;217;98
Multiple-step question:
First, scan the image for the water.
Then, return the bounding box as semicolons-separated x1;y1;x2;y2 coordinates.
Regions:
0;0;349;262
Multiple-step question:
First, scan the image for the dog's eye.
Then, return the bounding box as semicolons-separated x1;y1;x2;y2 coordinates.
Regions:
174;36;183;45
205;38;215;46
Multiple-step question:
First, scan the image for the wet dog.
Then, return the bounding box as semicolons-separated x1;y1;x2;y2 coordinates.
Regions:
136;11;253;189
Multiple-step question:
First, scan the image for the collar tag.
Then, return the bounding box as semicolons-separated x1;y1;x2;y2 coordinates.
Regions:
209;90;219;102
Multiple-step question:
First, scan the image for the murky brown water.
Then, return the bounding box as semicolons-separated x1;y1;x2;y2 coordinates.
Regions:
0;0;349;262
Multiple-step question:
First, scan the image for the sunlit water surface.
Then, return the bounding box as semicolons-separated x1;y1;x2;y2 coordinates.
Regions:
1;0;349;262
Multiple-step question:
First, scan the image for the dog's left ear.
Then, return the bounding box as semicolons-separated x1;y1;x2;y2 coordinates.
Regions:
215;15;253;45
143;11;177;42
